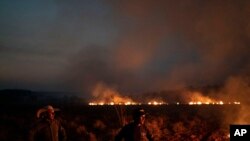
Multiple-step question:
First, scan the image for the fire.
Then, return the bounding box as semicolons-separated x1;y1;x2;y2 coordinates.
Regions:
182;91;242;105
88;101;139;105
148;101;167;105
88;101;240;106
89;84;241;106
187;91;216;103
188;101;225;105
233;102;240;105
90;82;137;105
88;99;168;105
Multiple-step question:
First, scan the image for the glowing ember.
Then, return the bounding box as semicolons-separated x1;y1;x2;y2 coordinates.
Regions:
188;101;228;105
233;102;240;104
148;101;167;105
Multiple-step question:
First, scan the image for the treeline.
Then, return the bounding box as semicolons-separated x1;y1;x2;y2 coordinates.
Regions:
0;89;86;106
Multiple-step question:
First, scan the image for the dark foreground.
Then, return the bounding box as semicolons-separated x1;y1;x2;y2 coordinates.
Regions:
0;104;241;141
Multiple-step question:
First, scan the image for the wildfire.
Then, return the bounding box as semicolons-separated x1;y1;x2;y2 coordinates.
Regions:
88;101;153;105
188;101;224;105
90;82;138;105
89;84;241;106
88;101;241;106
183;91;241;105
88;100;241;106
148;101;167;105
88;101;139;105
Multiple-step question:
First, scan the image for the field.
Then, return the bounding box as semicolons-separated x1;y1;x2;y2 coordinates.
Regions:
0;104;241;141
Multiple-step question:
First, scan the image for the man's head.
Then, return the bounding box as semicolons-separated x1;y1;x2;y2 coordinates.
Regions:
133;108;146;124
46;105;55;120
36;105;59;120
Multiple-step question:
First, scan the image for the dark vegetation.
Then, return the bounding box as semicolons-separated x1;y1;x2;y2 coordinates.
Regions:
0;89;240;141
1;104;240;141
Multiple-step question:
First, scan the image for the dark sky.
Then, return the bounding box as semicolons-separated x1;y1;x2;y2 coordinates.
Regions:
0;0;249;98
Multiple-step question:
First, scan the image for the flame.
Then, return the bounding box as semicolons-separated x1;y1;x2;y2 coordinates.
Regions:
188;91;216;103
90;82;136;105
89;84;240;106
88;101;240;106
185;91;230;105
148;101;167;105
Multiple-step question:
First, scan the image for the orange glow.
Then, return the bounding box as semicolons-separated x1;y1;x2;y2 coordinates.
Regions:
187;91;216;103
88;101;240;106
89;88;240;106
188;101;227;105
147;101;167;105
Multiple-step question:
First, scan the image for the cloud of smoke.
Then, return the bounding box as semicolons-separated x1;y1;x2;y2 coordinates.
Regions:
220;75;250;124
90;82;135;104
183;91;218;103
63;0;250;105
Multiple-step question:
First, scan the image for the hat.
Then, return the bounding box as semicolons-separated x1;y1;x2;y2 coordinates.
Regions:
36;105;60;118
133;108;146;119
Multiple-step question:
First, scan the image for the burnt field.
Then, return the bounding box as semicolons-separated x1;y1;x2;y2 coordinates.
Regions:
0;104;241;141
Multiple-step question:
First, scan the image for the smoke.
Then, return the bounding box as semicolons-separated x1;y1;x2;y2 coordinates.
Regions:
219;75;250;124
182;75;250;124
183;91;218;103
58;0;250;113
219;75;250;103
90;82;135;104
0;0;249;97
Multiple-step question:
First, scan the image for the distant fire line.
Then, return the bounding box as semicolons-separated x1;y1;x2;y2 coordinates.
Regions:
88;101;241;106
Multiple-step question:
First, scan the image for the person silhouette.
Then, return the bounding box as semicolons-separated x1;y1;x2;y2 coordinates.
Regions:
115;108;154;141
29;105;67;141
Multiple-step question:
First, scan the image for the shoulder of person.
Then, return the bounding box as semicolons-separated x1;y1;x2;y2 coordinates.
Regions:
123;122;136;129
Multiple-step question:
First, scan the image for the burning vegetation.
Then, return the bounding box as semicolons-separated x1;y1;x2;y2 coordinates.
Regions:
88;83;241;106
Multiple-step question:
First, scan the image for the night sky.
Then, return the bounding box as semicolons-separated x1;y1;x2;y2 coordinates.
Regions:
0;0;249;99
